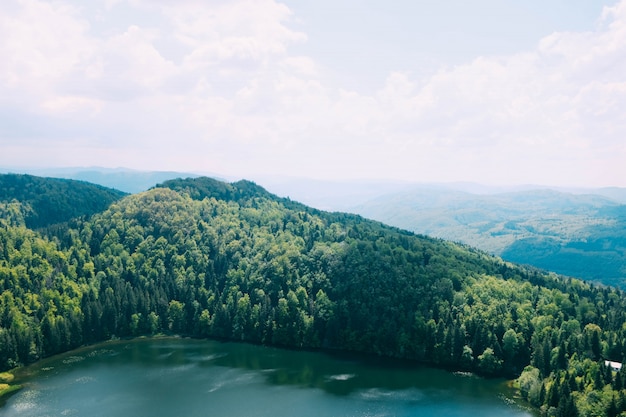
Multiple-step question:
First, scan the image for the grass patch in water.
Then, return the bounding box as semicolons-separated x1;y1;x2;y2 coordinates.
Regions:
0;372;22;403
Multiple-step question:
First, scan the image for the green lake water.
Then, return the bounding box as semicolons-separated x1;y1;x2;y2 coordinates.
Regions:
2;338;535;416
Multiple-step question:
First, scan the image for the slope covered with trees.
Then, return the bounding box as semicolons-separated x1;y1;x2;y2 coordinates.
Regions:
353;187;626;287
2;176;626;415
0;173;127;229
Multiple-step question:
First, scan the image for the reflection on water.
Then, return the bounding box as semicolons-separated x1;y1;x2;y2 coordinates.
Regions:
3;338;536;417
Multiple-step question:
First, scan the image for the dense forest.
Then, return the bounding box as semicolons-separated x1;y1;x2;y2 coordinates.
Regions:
0;174;127;229
2;175;626;416
353;187;626;287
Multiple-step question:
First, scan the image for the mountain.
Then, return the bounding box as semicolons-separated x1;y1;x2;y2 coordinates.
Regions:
258;177;415;211
353;187;626;287
2;175;626;416
258;178;626;212
0;173;127;229
2;167;207;194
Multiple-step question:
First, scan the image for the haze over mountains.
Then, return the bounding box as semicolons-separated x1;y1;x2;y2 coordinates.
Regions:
3;166;625;286
352;187;626;287
265;179;626;287
2;167;205;195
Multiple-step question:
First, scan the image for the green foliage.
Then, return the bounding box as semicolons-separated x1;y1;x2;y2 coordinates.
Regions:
478;348;503;375
354;188;626;287
0;173;126;229
3;176;626;417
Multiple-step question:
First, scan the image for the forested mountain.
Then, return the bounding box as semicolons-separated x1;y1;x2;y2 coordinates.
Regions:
0;174;127;229
2;176;626;416
353;187;626;287
15;167;205;194
9;168;625;287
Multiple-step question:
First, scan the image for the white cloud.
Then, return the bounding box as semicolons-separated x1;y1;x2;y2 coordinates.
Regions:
160;0;306;72
0;1;92;92
0;0;625;186
351;0;626;185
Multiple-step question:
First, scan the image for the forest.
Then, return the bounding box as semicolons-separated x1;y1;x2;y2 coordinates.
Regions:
2;174;626;416
353;187;626;287
0;174;126;229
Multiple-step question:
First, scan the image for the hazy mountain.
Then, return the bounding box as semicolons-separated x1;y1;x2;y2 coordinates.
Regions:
3;166;625;284
1;167;208;194
255;177;626;211
257;177;415;211
352;186;626;286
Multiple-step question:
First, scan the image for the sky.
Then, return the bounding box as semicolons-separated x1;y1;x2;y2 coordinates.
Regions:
1;0;625;187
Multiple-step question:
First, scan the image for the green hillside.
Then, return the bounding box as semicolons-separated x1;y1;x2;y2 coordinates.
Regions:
0;173;127;229
354;187;626;287
2;176;626;415
18;167;204;194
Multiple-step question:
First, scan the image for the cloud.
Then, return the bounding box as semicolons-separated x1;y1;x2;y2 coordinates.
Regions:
0;0;625;186
0;0;306;145
0;1;92;92
310;0;626;185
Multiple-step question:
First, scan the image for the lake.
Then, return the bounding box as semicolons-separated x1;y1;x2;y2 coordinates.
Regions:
2;338;535;416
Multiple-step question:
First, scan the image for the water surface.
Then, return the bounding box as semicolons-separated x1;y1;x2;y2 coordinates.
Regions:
3;338;535;416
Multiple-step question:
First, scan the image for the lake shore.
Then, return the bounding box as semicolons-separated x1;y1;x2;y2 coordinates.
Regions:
0;371;21;405
1;337;535;417
0;335;531;412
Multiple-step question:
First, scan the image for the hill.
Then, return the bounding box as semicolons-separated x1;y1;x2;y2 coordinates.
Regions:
0;173;127;229
2;167;205;194
353;187;626;286
2;176;626;415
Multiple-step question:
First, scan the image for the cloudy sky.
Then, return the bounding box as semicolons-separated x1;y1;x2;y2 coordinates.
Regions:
1;0;625;187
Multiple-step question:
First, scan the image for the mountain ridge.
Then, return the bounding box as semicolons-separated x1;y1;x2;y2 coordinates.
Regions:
2;174;626;415
0;173;127;229
352;186;626;286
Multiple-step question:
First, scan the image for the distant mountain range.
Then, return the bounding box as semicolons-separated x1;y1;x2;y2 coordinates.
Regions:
223;178;626;287
0;167;209;194
2;166;625;285
351;187;626;287
231;177;626;286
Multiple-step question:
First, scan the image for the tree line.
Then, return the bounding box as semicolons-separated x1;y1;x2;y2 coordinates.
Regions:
2;176;626;416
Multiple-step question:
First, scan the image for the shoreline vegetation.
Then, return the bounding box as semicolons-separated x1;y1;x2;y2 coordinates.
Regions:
3;175;626;416
0;371;20;404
